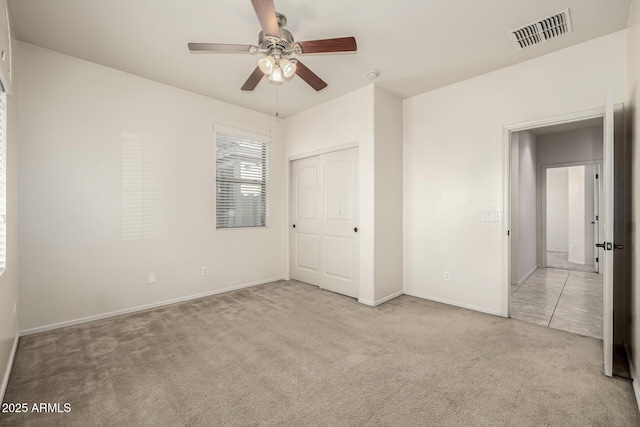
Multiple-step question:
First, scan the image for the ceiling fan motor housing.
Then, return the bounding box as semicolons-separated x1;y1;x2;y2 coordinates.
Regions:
258;27;295;57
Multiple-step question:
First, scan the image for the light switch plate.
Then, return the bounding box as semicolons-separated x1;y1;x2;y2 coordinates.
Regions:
481;211;499;222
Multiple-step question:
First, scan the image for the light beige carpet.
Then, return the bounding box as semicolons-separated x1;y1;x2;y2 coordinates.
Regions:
2;280;639;426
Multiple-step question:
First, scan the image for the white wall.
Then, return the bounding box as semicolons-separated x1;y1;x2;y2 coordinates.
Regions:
0;38;19;401
373;86;403;302
510;130;537;284
404;31;627;316
17;42;286;332
568;166;586;264
536;126;603;166
284;85;375;302
517;131;537;282
584;165;596;265
547;168;569;252
510;133;520;284
627;0;640;394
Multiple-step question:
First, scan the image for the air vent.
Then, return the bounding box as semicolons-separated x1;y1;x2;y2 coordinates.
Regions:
509;9;572;50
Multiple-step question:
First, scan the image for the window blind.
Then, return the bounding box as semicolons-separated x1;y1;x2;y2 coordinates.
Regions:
0;92;7;269
216;130;268;229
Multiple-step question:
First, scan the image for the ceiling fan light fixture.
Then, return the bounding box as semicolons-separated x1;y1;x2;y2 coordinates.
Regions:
258;56;276;75
269;65;283;83
189;2;357;92
279;57;297;78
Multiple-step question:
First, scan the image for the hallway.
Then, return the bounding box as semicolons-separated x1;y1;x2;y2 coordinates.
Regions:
546;250;596;273
511;268;602;339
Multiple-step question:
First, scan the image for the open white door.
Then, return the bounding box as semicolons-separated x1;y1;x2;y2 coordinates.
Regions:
593;164;601;273
601;91;614;377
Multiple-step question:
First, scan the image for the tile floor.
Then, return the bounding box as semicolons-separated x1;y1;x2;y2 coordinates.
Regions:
511;268;603;339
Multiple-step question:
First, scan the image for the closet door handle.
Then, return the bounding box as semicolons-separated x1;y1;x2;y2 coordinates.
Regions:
293;224;296;228
354;227;358;232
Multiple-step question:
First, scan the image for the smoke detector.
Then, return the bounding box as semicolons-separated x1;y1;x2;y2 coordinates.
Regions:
366;71;379;80
509;9;572;50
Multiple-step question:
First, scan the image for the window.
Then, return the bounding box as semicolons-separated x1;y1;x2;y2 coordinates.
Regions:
215;126;268;229
0;91;6;270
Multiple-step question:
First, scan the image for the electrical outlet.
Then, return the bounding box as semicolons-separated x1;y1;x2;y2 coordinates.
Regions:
570;243;575;251
148;273;156;284
444;271;451;281
201;266;208;276
13;301;16;317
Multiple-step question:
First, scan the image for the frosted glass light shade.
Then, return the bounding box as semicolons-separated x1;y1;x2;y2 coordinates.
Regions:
279;58;297;78
269;65;283;83
258;56;275;75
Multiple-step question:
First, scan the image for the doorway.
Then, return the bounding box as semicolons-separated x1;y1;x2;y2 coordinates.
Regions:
544;163;601;273
289;147;359;299
505;101;630;378
509;118;604;340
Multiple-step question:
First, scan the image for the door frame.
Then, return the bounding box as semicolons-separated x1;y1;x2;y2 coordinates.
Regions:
502;107;605;318
505;101;624;378
286;141;359;283
540;160;602;272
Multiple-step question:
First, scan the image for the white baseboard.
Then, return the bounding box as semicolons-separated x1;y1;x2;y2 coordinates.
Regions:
1;331;19;403
516;265;538;285
567;258;585;265
624;343;640;413
358;290;403;307
403;290;504;317
547;249;568;253
19;277;284;336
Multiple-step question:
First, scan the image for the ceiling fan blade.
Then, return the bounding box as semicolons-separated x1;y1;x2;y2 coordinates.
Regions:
251;0;280;38
188;43;257;54
241;66;265;92
293;60;327;91
296;37;357;54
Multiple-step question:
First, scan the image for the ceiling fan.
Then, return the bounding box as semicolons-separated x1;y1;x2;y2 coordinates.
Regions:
188;0;357;92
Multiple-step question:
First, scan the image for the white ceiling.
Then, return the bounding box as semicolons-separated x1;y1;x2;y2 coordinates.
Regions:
8;0;632;117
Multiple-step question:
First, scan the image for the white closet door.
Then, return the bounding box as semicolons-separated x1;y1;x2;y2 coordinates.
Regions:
318;148;359;298
290;147;359;298
291;155;321;286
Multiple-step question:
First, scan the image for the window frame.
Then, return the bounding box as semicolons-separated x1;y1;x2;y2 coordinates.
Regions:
214;124;269;230
0;89;7;273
